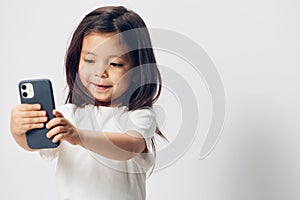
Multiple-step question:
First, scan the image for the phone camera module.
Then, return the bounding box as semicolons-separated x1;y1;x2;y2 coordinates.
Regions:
22;92;28;98
20;82;34;98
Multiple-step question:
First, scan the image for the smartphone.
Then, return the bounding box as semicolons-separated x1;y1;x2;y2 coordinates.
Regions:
18;78;60;149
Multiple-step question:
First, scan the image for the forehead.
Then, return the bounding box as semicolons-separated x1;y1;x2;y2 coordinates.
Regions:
82;32;129;58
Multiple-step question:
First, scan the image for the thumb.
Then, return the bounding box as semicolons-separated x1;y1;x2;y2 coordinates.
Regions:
53;110;64;118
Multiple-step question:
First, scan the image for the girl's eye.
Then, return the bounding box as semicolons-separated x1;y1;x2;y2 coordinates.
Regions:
84;59;95;64
110;62;124;67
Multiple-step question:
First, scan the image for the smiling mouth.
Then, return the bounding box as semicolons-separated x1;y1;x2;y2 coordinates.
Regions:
93;83;112;90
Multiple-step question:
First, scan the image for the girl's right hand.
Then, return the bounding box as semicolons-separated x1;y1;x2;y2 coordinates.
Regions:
10;104;48;136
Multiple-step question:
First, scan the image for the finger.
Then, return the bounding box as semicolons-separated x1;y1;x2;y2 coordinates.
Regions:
53;110;64;118
51;133;67;143
18;110;47;118
46;118;67;129
19;123;45;134
46;125;66;139
20;116;48;125
12;104;45;118
17;104;42;111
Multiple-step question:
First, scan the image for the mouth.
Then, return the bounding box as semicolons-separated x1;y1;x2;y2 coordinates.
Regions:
93;83;112;90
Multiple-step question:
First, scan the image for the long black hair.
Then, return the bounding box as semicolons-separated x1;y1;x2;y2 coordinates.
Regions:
65;6;161;110
64;6;167;165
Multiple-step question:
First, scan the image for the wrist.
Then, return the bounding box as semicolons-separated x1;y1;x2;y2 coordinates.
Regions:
76;130;84;147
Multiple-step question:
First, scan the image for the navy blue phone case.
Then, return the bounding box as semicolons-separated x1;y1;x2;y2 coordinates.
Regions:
18;79;60;149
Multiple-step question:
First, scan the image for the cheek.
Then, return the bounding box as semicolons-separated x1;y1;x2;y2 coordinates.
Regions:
116;73;133;96
78;65;89;82
118;70;132;86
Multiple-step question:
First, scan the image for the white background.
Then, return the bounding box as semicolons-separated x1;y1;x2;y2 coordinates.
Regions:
1;0;300;199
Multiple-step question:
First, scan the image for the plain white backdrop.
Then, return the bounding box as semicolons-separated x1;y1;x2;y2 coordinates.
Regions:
1;0;300;199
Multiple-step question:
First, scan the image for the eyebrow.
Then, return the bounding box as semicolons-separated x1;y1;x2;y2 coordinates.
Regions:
81;50;127;60
81;50;97;56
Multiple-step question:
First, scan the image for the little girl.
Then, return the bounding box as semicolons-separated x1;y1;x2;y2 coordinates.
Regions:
10;6;164;200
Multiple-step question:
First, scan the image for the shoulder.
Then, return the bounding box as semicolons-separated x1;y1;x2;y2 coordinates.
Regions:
126;107;156;130
128;107;155;116
128;107;156;122
124;107;156;151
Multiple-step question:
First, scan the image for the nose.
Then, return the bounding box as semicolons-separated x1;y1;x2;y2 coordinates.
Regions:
101;68;109;78
95;63;109;78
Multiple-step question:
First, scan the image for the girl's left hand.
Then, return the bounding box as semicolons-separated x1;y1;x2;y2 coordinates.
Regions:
46;110;81;146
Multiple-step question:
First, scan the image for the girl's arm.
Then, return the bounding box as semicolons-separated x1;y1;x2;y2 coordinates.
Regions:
46;110;146;161
77;130;146;161
10;104;48;151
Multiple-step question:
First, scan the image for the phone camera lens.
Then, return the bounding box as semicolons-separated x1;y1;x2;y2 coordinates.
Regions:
21;84;27;90
22;92;28;97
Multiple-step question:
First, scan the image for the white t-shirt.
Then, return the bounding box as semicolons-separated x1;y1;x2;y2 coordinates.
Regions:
39;104;156;200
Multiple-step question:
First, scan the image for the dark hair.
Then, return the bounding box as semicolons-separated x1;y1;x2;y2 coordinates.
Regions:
64;6;167;166
65;6;161;110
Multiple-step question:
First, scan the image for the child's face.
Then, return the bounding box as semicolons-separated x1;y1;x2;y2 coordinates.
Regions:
78;32;134;106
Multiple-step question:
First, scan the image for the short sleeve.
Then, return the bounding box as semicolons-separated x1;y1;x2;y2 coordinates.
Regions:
39;104;76;160
124;108;156;152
